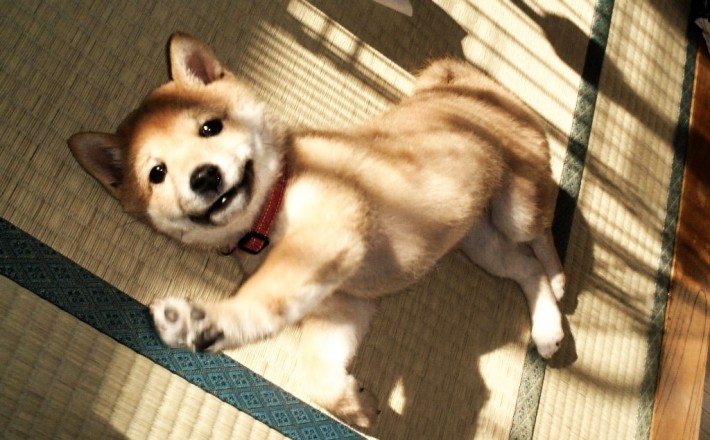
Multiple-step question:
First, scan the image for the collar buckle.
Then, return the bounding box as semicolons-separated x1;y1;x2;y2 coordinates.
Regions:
237;231;270;255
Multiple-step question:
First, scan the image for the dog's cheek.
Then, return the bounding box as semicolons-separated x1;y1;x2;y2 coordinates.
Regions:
120;179;151;216
145;190;182;229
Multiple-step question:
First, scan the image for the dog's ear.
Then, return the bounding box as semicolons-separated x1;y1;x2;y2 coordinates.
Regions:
169;32;225;87
67;132;125;199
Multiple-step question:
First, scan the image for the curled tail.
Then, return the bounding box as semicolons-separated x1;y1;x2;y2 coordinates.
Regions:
413;58;491;92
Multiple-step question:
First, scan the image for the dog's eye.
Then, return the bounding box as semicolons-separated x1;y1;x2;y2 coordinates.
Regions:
200;119;223;137
149;164;167;184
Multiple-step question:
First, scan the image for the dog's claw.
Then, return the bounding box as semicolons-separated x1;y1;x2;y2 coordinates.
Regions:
193;328;224;352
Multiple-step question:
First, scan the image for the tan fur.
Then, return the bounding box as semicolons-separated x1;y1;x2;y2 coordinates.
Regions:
68;33;566;429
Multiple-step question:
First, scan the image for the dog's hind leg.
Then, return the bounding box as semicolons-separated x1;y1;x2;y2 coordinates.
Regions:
530;229;565;301
297;293;379;428
459;218;564;359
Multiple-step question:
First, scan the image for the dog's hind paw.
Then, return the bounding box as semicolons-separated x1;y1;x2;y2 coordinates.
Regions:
550;273;566;302
331;380;381;429
150;298;225;352
531;303;564;359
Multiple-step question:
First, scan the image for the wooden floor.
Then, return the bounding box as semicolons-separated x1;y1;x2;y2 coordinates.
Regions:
704;348;710;439
650;40;710;440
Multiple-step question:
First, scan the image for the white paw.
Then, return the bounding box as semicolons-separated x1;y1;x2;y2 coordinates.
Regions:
150;298;226;352
531;304;564;359
331;380;381;429
550;273;566;301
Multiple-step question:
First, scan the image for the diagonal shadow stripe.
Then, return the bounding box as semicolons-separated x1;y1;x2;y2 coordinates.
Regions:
0;218;362;440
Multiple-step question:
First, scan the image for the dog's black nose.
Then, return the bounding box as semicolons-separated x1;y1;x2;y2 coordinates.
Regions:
190;164;222;195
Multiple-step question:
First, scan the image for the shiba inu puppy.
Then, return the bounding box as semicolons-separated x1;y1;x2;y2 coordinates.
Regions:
68;32;566;428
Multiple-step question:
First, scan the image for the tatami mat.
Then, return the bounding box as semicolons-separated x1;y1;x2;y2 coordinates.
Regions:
0;276;287;440
534;1;695;439
0;0;698;439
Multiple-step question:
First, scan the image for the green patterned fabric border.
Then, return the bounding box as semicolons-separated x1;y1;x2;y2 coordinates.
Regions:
509;0;616;438
634;5;699;438
0;218;362;440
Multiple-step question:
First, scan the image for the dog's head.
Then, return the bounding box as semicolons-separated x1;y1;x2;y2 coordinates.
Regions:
68;33;286;249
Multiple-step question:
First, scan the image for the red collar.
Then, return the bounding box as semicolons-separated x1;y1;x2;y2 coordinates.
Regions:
223;163;288;255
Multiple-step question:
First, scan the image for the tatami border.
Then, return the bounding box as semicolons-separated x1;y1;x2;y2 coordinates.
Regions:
0;218;362;440
509;0;616;438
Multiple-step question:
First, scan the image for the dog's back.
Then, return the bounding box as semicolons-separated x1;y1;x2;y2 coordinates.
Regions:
289;60;555;295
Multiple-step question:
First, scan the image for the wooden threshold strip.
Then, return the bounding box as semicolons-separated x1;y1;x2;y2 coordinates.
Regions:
650;41;710;439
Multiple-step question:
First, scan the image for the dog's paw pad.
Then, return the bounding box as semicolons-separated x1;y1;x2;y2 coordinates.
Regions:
150;298;224;352
164;307;180;323
151;298;193;348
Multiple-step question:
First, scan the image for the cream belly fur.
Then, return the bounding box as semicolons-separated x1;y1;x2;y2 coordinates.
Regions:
68;33;566;429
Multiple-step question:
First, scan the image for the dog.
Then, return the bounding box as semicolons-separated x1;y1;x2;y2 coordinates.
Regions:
68;32;565;428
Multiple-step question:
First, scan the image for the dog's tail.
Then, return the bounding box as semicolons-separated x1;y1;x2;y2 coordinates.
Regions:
413;58;489;92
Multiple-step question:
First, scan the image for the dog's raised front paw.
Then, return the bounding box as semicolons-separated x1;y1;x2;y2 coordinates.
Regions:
150;298;225;352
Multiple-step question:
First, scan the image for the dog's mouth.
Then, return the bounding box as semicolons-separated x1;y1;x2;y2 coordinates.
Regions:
189;160;254;225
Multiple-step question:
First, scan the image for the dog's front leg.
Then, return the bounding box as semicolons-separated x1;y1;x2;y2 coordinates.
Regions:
151;230;365;352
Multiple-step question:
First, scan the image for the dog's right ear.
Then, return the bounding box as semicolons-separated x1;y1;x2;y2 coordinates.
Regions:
67;132;125;199
169;32;225;87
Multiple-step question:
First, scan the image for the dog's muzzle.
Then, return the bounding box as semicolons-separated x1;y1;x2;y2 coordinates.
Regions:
188;160;254;225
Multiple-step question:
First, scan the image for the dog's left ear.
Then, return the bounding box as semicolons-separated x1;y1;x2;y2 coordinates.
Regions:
169;32;225;87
